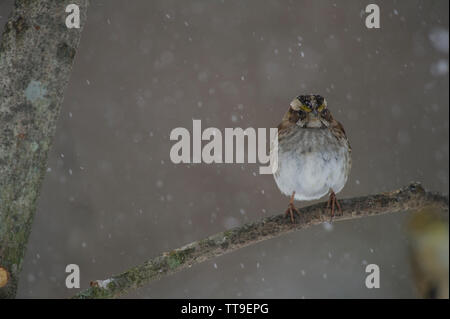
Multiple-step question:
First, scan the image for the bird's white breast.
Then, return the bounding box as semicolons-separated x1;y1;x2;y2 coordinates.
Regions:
273;128;351;201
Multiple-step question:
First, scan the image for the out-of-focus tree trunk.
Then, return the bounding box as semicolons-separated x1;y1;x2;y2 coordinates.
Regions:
0;0;88;299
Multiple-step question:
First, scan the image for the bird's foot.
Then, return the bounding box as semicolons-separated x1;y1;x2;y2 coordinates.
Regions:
285;192;301;223
326;190;342;222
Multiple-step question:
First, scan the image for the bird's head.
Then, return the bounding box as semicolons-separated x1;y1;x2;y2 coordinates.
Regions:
289;94;331;128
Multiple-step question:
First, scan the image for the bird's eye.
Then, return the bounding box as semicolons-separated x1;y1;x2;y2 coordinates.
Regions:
297;109;306;119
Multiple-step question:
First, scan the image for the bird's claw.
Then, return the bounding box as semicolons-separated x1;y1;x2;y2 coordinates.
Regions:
326;190;342;222
285;191;301;223
285;203;301;223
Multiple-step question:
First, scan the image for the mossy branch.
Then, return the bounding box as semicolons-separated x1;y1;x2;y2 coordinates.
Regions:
0;0;88;298
73;183;448;299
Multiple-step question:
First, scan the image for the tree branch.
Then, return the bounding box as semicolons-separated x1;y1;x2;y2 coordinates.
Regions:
0;0;88;298
74;182;448;299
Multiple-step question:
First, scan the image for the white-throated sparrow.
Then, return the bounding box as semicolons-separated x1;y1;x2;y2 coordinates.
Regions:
273;94;352;222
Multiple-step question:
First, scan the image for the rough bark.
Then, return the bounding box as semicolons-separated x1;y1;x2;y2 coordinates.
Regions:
0;0;88;298
74;183;448;299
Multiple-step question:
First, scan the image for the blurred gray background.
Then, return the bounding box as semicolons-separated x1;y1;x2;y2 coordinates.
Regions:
0;0;448;298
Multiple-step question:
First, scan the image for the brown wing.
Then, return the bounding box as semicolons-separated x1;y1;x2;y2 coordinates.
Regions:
277;107;299;137
330;119;351;151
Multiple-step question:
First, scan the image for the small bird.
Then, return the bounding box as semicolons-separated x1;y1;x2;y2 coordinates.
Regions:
272;94;352;222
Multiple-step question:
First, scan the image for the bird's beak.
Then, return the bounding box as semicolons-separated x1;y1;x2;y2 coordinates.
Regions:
309;109;319;121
